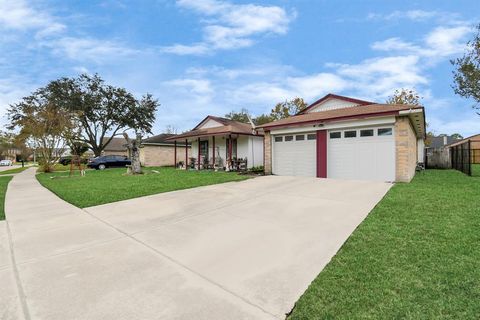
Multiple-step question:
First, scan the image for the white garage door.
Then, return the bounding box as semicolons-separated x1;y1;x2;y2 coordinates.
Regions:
273;133;316;177
328;127;395;182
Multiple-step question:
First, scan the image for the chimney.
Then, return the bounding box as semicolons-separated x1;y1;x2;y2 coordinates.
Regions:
443;136;448;146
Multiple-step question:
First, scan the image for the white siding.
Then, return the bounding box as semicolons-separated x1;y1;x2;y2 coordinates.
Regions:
198;119;223;129
307;98;359;113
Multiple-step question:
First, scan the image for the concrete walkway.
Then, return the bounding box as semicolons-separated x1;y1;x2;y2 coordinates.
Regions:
3;168;392;320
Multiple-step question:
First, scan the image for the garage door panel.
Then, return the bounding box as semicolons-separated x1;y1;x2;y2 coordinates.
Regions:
328;127;395;182
273;135;316;177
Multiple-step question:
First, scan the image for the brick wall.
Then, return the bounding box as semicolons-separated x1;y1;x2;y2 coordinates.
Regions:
395;117;418;182
140;145;190;167
264;131;272;174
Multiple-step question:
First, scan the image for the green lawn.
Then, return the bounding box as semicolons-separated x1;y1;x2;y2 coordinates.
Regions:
0;176;13;220
0;166;29;175
36;167;250;208
289;170;480;320
472;164;480;177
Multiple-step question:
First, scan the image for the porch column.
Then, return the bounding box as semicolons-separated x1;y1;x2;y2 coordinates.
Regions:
174;140;177;168
185;139;188;170
228;134;232;168
197;137;201;170
212;136;215;168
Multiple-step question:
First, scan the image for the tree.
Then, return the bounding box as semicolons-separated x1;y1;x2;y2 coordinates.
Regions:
451;23;480;115
254;114;274;125
225;108;252;123
123;94;159;174
386;88;423;105
451;133;464;140
269;97;308;120
8;87;74;172
164;125;178;134
48;74;156;156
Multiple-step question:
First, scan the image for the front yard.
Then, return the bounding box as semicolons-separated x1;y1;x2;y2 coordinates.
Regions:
289;170;480;319
36;167;250;208
0;176;13;220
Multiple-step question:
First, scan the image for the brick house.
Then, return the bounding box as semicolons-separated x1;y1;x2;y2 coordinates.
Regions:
140;134;190;167
258;93;426;182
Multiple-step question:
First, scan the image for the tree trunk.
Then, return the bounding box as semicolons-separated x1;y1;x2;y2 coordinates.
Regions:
123;132;142;174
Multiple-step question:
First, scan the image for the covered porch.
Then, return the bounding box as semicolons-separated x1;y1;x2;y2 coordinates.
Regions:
169;133;262;171
165;115;264;171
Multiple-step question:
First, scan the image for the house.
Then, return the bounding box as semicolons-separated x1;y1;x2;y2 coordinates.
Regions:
102;137;128;156
427;135;461;149
447;133;480;164
258;93;426;182
140;134;190;167
165;116;264;170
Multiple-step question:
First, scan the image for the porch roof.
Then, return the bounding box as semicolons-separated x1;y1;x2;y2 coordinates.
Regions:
165;121;264;141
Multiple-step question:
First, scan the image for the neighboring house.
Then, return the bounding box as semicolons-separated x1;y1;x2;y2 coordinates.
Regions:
427;135;461;149
165;116;264;169
140;133;190;167
447;133;480;164
102;137;128;156
258;93;426;182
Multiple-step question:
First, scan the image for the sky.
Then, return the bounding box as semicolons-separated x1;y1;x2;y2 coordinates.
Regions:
0;0;479;137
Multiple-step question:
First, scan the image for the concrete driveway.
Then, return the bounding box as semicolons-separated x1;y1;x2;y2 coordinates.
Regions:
4;169;391;320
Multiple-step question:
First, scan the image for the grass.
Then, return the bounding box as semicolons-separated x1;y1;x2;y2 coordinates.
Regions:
0;166;29;175
472;164;480;177
36;167;250;208
289;170;480;320
36;163;84;172
0;176;13;220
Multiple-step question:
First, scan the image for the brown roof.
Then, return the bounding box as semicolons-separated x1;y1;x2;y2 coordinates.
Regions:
142;133;189;146
447;134;480;147
102;137;127;151
166;116;263;140
259;104;424;129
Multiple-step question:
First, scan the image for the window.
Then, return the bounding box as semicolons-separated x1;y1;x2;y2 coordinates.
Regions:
330;132;341;139
378;128;393;136
344;130;357;138
307;134;316;140
274;136;283;142
296;135;305;141
285;135;293;142
360;129;374;137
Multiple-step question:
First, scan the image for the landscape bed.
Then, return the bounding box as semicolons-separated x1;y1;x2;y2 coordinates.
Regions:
0;176;13;220
36;167;250;208
289;169;480;319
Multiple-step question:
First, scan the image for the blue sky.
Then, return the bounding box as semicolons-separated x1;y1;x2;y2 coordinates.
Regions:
0;0;479;137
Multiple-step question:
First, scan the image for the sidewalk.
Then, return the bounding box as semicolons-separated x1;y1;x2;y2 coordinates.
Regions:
3;168;276;320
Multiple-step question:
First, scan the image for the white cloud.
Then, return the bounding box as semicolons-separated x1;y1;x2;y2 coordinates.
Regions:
163;0;295;54
46;37;139;63
0;0;65;37
371;25;472;62
164;78;213;95
367;10;441;22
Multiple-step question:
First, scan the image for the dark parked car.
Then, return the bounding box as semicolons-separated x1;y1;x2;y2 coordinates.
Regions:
59;156;88;166
87;155;131;170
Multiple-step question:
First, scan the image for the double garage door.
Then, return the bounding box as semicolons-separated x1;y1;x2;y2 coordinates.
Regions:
273;127;395;181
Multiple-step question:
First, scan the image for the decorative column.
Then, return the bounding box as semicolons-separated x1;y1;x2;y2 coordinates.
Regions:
174;140;177;168
212;136;216;169
185;139;188;170
197;137;201;170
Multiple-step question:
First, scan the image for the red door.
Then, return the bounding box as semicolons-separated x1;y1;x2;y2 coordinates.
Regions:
316;130;327;178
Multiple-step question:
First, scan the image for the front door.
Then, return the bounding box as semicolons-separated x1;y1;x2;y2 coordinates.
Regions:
199;140;209;163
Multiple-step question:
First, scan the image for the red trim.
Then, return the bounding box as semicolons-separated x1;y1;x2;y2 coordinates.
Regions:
299;94;375;115
316;130;327;178
262;110;402;130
